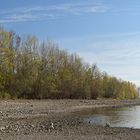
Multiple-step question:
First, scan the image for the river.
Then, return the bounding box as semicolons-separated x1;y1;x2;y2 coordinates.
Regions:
76;106;140;128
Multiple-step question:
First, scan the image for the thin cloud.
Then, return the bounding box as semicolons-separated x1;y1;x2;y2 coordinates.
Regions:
111;4;140;16
57;32;140;86
0;2;110;23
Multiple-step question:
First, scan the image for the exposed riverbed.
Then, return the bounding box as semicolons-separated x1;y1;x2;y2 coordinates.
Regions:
0;99;140;140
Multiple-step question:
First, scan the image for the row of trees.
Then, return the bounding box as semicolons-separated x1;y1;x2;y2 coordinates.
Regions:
0;27;138;99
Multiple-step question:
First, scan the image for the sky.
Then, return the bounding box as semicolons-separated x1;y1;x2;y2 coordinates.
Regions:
1;0;140;86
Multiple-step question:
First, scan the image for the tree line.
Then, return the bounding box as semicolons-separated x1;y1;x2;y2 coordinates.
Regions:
0;27;138;99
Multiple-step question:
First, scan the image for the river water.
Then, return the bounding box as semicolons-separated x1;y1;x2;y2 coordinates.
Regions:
77;106;140;128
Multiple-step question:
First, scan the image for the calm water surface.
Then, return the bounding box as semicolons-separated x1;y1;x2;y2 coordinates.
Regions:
77;106;140;128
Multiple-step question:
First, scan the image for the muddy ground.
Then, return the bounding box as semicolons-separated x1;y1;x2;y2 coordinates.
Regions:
0;99;140;140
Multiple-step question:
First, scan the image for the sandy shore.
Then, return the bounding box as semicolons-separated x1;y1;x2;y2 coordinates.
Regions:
0;99;140;140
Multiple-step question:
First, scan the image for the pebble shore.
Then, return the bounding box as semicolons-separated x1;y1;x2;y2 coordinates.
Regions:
0;99;140;140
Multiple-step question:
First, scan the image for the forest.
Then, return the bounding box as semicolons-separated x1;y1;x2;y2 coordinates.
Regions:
0;27;138;99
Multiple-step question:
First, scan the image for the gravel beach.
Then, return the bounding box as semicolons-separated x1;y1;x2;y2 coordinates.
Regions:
0;99;140;140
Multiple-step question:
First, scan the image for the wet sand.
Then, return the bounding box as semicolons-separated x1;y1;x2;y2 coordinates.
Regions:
0;99;140;140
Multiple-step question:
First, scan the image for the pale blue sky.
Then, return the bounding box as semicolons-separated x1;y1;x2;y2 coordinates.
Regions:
1;0;140;86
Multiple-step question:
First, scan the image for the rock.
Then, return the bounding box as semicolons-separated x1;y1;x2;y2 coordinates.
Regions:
0;126;5;131
50;122;54;129
105;122;111;127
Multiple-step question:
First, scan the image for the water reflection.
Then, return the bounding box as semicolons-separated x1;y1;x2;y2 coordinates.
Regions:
77;106;140;128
